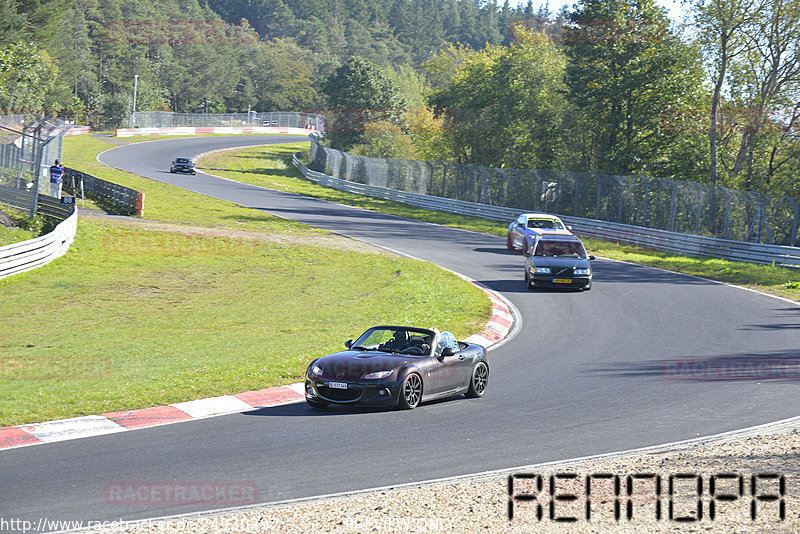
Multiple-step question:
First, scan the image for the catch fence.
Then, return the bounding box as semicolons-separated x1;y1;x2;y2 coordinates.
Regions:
130;111;323;130
310;137;799;247
0;116;72;218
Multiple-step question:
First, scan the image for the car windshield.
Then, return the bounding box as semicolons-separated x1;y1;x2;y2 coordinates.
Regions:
534;240;586;257
176;158;192;164
352;327;434;356
527;218;563;230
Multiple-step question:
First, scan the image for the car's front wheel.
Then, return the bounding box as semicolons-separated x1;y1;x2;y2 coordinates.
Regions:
306;397;329;409
398;373;422;409
506;232;515;250
466;362;488;398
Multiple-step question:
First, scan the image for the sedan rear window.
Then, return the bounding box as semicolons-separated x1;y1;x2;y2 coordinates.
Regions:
534;240;586;257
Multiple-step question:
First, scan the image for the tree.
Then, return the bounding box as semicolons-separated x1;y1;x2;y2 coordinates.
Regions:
427;26;570;168
0;41;58;113
563;0;706;176
239;39;320;111
321;56;405;149
693;0;800;192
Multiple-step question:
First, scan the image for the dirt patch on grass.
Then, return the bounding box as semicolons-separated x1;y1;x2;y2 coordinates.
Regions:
79;212;395;255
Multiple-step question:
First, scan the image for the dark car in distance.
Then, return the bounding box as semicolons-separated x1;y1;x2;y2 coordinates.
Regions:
170;157;196;175
305;326;488;410
524;234;595;290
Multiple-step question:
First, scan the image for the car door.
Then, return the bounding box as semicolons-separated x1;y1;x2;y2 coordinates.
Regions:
430;335;473;394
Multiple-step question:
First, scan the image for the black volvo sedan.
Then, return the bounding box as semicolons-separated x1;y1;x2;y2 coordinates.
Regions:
305;326;488;409
524;234;595;290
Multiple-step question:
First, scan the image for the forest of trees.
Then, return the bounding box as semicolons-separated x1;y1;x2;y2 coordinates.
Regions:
2;0;798;198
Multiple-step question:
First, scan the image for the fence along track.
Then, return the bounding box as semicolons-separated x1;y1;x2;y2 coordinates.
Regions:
0;186;77;280
293;155;800;268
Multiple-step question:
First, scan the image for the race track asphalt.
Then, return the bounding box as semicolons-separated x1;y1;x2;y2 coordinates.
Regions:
1;135;798;529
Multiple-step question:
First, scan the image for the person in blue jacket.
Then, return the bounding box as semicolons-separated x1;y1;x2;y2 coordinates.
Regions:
49;159;64;198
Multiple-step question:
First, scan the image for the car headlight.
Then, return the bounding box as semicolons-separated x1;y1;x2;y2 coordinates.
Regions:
574;268;591;275
362;370;392;379
310;364;323;377
534;267;551;274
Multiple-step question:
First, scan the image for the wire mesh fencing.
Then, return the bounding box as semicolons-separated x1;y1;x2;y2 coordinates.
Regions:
0;115;72;217
310;137;800;247
129;111;324;130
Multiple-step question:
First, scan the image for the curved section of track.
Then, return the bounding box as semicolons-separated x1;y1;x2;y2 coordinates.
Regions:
2;135;798;527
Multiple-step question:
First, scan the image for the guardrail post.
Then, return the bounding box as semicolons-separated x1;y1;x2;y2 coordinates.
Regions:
669;178;676;232
695;182;703;236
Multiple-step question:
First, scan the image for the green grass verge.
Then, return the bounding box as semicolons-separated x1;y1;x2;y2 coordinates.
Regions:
0;135;491;426
0;221;489;426
0;206;44;246
0;226;35;247
199;145;800;303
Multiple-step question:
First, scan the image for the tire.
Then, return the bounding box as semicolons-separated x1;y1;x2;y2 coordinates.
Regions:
506;232;515;250
306;397;329;409
466;361;488;398
398;373;422;409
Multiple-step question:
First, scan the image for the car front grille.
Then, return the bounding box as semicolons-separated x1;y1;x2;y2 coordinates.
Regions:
318;385;362;402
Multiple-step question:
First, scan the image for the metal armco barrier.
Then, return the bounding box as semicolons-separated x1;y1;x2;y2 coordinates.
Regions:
65;168;144;216
293;155;800;268
0;186;78;280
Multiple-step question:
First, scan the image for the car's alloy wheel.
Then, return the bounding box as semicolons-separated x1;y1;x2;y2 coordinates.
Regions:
398;373;422;409
306;397;329;409
466;362;488;398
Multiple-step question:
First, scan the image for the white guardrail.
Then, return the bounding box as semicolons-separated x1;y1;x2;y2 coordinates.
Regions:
293;155;800;268
0;192;78;280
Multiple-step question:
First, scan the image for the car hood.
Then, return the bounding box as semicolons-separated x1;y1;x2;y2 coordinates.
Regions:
530;257;590;269
315;351;414;380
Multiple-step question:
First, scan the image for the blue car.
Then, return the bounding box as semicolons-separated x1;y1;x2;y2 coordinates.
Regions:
506;213;572;251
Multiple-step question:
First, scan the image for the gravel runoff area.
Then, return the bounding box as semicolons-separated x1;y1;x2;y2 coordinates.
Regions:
87;417;800;534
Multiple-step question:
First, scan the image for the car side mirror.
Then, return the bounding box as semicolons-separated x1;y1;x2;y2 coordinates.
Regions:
588;255;595;261
441;347;456;357
345;339;353;349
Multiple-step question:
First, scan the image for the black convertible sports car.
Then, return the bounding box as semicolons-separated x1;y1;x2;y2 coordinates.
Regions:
304;326;488;409
170;157;196;175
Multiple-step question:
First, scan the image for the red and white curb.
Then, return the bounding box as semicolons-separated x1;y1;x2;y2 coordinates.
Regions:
0;291;514;452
